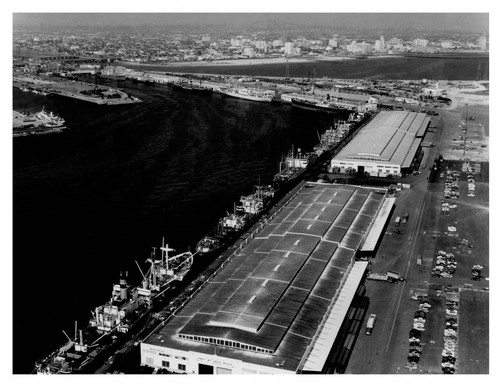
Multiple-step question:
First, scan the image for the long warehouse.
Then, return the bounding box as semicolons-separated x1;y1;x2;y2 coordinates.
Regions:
140;183;394;374
330;111;430;177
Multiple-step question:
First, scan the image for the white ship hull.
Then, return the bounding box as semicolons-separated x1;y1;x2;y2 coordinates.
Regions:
220;88;273;103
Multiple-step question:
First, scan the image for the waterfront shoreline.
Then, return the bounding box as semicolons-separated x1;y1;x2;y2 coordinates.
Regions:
118;52;488;70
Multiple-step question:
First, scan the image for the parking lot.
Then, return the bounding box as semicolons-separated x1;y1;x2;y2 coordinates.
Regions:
346;104;488;374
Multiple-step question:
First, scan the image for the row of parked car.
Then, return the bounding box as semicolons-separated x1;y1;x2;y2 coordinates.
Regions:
441;299;459;374
443;170;461;199
406;301;432;371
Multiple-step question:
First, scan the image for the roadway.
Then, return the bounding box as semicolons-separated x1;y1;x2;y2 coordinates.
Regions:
346;115;443;374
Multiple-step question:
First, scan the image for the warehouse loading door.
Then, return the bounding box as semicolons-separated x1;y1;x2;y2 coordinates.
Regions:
199;364;214;374
357;165;365;174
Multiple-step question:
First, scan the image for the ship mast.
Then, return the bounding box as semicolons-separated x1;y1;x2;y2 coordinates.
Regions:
160;238;174;272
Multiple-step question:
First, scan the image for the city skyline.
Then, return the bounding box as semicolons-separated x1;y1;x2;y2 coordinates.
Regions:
13;13;489;34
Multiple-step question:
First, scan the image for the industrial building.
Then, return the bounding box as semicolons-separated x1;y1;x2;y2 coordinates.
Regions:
330;111;430;177
140;183;395;374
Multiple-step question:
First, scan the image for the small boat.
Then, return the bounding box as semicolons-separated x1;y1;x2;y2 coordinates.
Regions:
195;236;221;255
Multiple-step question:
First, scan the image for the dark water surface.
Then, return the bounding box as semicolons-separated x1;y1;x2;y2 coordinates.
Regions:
13;82;335;373
123;56;489;80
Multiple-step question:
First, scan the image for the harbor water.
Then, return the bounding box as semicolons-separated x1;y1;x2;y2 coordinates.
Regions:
123;56;489;80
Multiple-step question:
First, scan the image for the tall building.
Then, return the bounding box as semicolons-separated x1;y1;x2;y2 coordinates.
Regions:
272;39;283;48
231;38;242;47
374;40;383;52
413;38;428;47
284;42;295;55
479;35;487;50
346;41;372;54
329;38;338;48
380;36;385;50
254;40;268;52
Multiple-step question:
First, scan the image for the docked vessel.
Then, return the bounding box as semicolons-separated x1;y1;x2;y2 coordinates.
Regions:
236;185;275;216
128;73;156;85
220;86;275;103
35;273;151;374
98;66;127;81
195;236;222;255
291;96;361;113
136;239;194;306
221;204;248;234
172;81;212;95
35;239;194;374
273;145;311;188
279;92;318;104
313;120;353;156
89;272;151;334
196;183;275;256
13;108;67;137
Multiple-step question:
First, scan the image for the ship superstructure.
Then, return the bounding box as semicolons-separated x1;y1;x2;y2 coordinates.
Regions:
136;240;194;306
89;272;147;334
274;145;310;187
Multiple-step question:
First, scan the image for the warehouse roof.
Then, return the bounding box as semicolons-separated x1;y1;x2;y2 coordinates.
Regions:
333;111;430;167
143;183;388;372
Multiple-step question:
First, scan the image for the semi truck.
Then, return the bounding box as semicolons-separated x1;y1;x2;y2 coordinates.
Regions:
367;270;404;283
394;216;401;227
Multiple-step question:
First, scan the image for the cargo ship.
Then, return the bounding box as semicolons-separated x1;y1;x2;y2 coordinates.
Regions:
172;81;212;95
196;184;275;255
34;240;194;374
98;66;127;81
220;85;275;103
273;145;311;188
135;240;194;306
236;185;275;216
34;273;152;374
13;108;68;137
313;120;353;156
291;97;360;113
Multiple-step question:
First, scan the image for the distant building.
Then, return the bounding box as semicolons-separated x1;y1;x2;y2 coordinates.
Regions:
479;35;487;50
284;42;295;55
412;38;428;47
272;39;283;48
231;38;242;47
346;41;372;54
380;36;385;50
254;40;268;52
374;40;383;51
243;47;255;57
328;38;338;48
423;82;444;98
441;40;454;49
202;35;211;42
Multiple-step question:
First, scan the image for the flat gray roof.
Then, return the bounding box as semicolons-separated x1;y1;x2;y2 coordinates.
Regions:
143;183;387;372
333;111;430;167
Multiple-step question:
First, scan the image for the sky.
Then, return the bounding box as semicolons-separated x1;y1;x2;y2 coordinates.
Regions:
12;13;489;33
